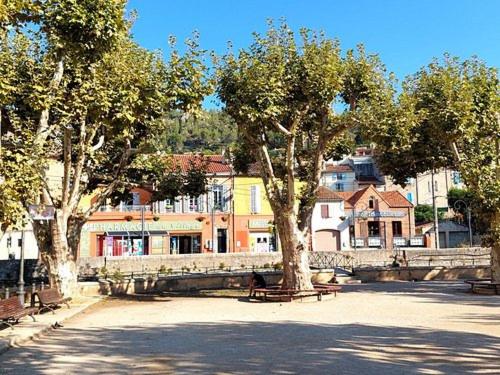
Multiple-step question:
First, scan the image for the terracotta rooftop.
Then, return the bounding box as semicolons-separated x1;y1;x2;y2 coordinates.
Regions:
316;186;344;201
323;164;353;173
335;186;413;208
172;154;232;174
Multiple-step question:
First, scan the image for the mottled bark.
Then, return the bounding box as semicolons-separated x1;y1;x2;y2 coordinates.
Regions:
274;211;313;290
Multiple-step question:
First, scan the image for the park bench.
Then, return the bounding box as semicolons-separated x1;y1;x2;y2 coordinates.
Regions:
0;296;37;329
254;284;342;302
34;288;72;314
464;279;500;295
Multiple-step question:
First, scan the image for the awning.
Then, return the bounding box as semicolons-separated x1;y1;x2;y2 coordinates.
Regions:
104;231;170;237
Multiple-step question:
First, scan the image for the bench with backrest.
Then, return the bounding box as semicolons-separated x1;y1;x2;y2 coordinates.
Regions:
254;284;342;302
464;279;500;295
0;297;37;329
35;288;72;314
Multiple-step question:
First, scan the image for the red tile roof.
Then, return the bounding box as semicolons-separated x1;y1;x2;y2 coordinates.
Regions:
172;154;232;174
379;191;413;207
334;186;413;208
324;164;353;173
316;186;344;200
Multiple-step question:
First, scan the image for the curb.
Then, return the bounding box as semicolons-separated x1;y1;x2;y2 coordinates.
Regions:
0;297;104;356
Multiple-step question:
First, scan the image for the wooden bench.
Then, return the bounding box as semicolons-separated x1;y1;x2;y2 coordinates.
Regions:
0;297;37;329
35;288;72;314
254;284;342;302
464;279;500;295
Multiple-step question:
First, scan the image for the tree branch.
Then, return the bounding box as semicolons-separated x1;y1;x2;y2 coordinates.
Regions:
34;59;64;149
61;126;72;209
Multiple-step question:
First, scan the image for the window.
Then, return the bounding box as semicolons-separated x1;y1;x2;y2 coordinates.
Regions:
250;185;261;213
321;204;330;218
434;180;438;192
368;196;375;209
392;221;403;236
368;222;380;236
132;192;140;205
406;192;414;204
428;181;431;193
335;183;344;192
212;185;224;210
186;196;198;212
337;173;344;181
452;171;462;184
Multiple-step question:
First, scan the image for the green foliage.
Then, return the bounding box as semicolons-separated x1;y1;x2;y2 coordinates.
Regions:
151;110;237;153
414;205;444;224
216;20;394;233
374;56;499;211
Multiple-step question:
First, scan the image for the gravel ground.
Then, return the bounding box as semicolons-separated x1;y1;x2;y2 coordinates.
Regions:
0;281;499;374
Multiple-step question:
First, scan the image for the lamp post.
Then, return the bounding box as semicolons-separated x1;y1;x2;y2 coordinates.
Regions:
18;230;25;305
454;199;473;247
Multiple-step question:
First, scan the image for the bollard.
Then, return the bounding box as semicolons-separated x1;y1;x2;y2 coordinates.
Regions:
5;287;10;299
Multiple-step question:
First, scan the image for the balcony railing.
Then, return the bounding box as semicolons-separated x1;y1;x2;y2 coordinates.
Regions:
98;205;152;213
350;237;386;248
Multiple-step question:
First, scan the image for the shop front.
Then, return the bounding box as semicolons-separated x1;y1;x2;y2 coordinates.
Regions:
80;220;204;257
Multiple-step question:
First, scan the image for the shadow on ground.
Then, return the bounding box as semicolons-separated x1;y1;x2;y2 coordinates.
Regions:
2;320;499;374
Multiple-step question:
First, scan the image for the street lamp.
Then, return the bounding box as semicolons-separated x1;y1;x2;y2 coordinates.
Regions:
454;199;473;247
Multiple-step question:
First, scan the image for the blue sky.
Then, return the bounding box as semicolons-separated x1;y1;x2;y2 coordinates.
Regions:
127;0;499;108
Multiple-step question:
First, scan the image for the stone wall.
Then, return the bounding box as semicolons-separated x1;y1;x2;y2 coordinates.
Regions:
76;247;491;276
77;252;283;275
355;265;490;282
345;247;490;268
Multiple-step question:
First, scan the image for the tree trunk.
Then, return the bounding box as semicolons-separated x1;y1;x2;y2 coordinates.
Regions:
35;210;80;297
275;211;313;290
491;211;500;283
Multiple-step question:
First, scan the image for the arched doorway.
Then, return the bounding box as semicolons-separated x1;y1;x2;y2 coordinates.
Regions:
314;229;341;251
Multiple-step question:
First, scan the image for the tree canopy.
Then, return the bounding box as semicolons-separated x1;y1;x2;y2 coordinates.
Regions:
373;55;499;280
216;22;394;289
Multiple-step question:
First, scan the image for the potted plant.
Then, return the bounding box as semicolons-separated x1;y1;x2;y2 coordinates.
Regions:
125;215;133;222
221;215;228;222
196;216;206;222
153;215;160;222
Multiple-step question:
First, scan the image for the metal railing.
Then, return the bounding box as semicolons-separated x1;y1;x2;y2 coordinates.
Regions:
308;251;354;273
98;205;152;213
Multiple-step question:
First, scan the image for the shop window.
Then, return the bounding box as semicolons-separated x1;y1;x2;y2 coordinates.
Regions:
392;221;403;236
321;204;330;218
368;221;380;236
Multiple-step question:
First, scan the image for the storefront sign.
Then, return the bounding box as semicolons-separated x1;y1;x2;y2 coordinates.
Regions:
355;211;406;218
82;221;202;232
248;219;272;229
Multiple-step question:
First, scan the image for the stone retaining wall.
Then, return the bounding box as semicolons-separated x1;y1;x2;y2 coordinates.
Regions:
78;252;283;275
355;265;490;282
77;247;490;275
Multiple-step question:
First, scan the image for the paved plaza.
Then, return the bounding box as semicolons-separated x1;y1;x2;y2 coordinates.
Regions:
1;281;499;374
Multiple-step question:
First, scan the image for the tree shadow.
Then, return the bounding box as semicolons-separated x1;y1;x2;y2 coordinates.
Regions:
2;321;499;374
341;280;500;308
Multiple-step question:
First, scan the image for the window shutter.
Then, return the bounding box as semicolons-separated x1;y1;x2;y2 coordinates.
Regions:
255;185;261;213
250;185;260;213
198;195;205;212
321;204;329;218
174;197;181;213
250;186;256;213
222;186;229;212
208;189;214;212
183;196;190;212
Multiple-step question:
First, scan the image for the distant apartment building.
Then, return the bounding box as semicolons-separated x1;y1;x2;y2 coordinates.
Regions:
383;169;464;210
